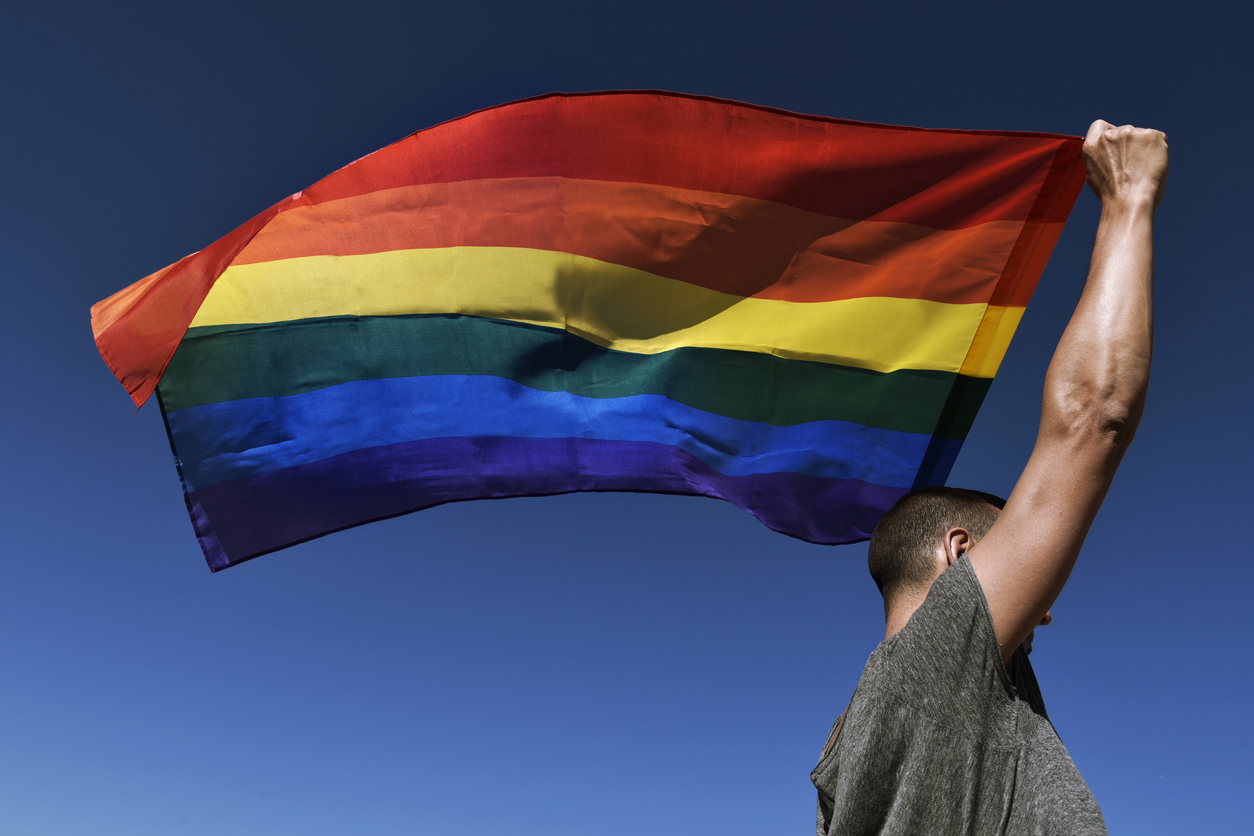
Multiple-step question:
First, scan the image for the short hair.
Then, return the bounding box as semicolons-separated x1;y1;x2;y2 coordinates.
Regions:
867;486;1006;603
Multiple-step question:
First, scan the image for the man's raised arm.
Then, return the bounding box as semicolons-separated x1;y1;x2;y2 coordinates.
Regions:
967;121;1170;664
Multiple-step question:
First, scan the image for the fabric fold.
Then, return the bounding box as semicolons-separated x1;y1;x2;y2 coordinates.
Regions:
93;90;1087;570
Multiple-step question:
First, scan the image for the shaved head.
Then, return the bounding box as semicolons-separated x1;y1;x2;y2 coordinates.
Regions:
867;486;1005;608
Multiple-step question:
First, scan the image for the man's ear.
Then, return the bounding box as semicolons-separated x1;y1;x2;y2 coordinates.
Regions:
940;527;975;567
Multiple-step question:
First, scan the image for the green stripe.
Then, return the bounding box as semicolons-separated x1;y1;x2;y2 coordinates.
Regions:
161;315;990;437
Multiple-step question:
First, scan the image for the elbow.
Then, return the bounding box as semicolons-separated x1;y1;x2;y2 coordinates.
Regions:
1095;402;1141;446
1044;387;1145;450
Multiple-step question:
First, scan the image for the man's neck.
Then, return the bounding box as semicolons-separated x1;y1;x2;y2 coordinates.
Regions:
883;594;927;641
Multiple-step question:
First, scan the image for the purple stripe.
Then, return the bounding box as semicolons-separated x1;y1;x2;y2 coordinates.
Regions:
186;436;908;571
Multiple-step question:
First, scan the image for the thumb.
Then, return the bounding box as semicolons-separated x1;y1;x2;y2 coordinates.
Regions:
1084;119;1113;146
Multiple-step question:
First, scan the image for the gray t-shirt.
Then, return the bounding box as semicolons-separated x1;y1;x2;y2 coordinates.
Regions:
811;556;1106;835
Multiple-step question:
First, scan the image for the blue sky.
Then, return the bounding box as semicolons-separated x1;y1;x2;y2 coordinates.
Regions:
2;2;1250;833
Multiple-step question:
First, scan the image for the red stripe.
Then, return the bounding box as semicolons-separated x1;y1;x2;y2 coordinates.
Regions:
302;91;1081;229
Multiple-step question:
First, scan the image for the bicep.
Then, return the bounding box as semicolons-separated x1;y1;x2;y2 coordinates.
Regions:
966;429;1129;663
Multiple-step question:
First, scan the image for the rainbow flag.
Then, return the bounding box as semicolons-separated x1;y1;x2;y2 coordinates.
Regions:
92;91;1086;571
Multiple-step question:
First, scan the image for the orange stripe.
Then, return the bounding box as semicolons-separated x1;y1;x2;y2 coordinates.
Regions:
91;263;173;340
233;177;1030;305
993;220;1068;307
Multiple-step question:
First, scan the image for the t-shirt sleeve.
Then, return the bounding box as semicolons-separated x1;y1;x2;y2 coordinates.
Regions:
879;555;1016;730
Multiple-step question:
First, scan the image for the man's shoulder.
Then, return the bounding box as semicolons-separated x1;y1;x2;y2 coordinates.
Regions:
893;557;1001;666
849;557;1015;732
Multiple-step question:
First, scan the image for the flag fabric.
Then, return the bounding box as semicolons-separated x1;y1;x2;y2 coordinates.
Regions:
91;91;1087;571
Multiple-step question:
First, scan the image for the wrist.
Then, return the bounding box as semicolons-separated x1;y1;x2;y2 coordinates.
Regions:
1099;189;1159;219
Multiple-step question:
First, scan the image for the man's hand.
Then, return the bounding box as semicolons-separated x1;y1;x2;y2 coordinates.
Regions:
966;121;1166;665
1083;120;1169;209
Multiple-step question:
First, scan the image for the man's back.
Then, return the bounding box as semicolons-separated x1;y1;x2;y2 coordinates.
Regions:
812;557;1105;835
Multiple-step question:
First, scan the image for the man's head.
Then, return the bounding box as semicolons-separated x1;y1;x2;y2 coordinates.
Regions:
867;486;1005;613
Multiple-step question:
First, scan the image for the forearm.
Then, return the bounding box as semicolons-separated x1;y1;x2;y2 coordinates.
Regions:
1041;197;1155;448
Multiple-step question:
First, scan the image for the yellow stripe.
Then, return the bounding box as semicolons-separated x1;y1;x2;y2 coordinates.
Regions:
959;305;1025;378
191;246;1004;375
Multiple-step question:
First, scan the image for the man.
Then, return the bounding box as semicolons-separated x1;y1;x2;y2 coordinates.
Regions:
811;120;1169;835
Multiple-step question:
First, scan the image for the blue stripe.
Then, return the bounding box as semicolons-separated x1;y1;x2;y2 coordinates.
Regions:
166;375;946;492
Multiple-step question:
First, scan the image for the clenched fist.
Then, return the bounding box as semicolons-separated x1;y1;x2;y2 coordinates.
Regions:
1083;120;1169;209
